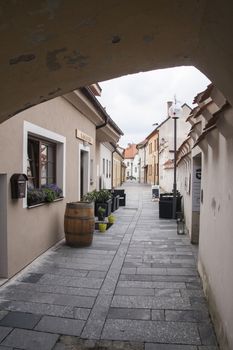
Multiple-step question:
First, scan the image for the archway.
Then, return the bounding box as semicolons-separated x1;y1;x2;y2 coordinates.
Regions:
0;1;233;123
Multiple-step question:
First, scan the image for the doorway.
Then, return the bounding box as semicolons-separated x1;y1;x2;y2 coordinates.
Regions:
191;154;202;244
0;174;7;278
79;147;90;200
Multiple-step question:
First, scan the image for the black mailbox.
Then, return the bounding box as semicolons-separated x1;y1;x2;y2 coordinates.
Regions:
10;174;28;199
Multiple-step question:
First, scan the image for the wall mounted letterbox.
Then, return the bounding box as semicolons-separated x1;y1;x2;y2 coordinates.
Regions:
10;174;28;199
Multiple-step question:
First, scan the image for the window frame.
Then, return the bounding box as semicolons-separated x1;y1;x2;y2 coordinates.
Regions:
27;135;57;188
23;121;66;209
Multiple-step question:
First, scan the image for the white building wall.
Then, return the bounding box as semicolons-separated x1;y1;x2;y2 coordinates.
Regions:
137;148;145;183
177;159;192;234
198;130;233;350
132;154;139;181
124;159;133;179
100;144;112;189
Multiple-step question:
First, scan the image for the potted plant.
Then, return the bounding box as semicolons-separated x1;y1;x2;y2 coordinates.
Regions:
108;214;116;224
82;189;98;203
27;188;45;206
27;184;63;206
97;206;106;221
95;189;113;217
99;222;107;233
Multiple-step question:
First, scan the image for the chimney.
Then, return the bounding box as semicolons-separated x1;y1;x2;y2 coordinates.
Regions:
167;101;173;117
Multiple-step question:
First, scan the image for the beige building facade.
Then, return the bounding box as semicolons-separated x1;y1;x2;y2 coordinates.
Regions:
0;87;122;279
146;130;159;185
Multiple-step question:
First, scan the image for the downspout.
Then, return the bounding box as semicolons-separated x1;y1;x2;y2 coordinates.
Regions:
96;115;109;129
112;150;114;188
111;143;117;189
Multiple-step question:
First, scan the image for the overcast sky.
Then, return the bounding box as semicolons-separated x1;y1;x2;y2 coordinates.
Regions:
97;66;210;148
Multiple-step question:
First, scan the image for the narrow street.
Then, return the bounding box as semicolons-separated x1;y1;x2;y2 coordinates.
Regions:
0;183;218;350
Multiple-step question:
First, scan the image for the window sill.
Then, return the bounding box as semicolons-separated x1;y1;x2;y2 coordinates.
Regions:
27;197;64;209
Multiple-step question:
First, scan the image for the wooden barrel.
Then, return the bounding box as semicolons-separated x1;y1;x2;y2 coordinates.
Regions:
64;201;95;247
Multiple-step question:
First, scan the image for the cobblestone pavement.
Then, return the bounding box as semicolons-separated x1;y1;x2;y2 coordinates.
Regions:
0;183;219;349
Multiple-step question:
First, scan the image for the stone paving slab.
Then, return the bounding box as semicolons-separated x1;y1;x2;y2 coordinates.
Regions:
0;312;8;322
1;328;59;350
0;326;12;343
108;307;151;320
35;315;85;336
111;295;191;310
0;299;75;318
101;319;201;344
145;344;197;350
0;311;41;329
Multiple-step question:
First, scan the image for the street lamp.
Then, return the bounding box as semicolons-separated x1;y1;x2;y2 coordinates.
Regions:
169;97;183;219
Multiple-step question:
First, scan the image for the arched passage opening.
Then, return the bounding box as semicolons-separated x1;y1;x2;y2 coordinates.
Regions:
0;0;233;124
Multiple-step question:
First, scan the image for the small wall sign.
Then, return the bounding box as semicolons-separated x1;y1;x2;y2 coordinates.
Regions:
76;129;93;145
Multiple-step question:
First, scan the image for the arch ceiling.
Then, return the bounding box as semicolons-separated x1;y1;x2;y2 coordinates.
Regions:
0;0;233;123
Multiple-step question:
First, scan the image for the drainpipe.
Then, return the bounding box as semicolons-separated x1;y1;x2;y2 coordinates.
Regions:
96;115;109;129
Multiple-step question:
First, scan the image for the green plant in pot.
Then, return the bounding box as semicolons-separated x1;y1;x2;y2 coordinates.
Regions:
27;188;45;206
82;189;98;202
42;188;56;202
95;189;113;217
97;206;106;221
108;214;116;224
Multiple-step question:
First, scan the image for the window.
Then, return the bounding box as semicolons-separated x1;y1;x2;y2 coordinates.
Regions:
27;136;56;189
135;167;137;173
127;161;130;166
149;165;152;175
109;161;111;178
106;159;108;177
23;121;66;208
149;143;152;154
154;139;157;151
103;158;105;175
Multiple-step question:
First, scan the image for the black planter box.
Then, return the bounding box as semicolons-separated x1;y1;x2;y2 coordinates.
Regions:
111;194;120;211
159;193;182;219
113;189;126;206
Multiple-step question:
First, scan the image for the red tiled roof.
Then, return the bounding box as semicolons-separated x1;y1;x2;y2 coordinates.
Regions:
124;144;138;159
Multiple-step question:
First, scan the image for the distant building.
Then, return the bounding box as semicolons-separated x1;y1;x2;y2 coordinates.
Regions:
123;143;139;181
145;128;159;185
158;102;191;192
136;139;148;183
112;146;125;188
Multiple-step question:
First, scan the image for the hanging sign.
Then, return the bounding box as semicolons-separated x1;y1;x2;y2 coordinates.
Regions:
192;165;201;212
76;129;93;145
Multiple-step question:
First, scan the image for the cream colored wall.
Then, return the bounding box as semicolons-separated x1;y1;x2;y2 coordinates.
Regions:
113;153;122;188
198;129;233;350
0;96;96;277
147;134;159;185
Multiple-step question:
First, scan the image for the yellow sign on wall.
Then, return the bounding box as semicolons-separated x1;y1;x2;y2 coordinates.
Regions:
76;129;93;145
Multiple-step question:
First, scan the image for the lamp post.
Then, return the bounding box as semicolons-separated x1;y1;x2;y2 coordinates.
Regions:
169;97;182;219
